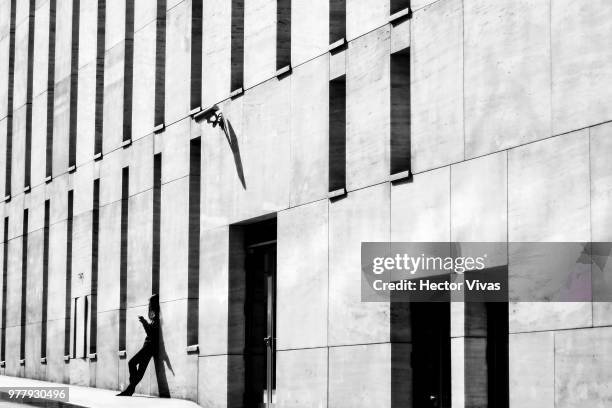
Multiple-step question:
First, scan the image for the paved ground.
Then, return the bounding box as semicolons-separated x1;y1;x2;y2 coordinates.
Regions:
0;375;201;408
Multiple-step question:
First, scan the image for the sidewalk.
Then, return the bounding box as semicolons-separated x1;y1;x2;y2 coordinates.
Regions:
0;375;201;408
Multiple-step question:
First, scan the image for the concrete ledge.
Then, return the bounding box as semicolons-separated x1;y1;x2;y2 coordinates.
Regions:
276;65;292;78
93;152;103;161
185;344;199;354
45;175;52;183
19;359;25;366
328;187;347;200
390;170;412;183
389;8;411;23
329;38;347;52
64;355;70;362
189;106;202;117
4;194;11;202
67;164;76;173
121;138;132;148
87;353;97;361
117;350;126;358
153;123;165;134
40;357;47;364
24;185;31;193
0;361;4;367
230;87;243;99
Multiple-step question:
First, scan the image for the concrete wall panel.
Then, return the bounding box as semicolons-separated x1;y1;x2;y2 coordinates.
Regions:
277;199;328;350
132;21;156;139
346;0;388;41
134;0;158;33
52;76;71;176
6;238;23;328
509;331;554;408
392;167;450;241
97;201;121;313
465;0;550;157
244;0;276;88
26;229;43;324
13;19;30;109
238;77;291;221
95;309;119;390
198;227;229;357
451;151;507;243
76;62;96;165
33;0;50;97
127;190;153;308
31;92;48;187
128;135;155;196
276;348;328;408
291;0;328;66
102;42;126;153
156;119;190;183
0;36;9;119
105;1;126;51
202;0;231;106
329;343;391;408
555;327;612;407
508;131;591;332
201;97;243;231
289;55;328;206
45;318;67;383
160;177;189;302
11;105;26;192
54;0;74;82
78;0;98;68
165;2;191;124
412;0;463;172
590;123;612;326
346;27;390;191
47;221;67;321
24;322;44;379
552;0;612;134
329;183;390;346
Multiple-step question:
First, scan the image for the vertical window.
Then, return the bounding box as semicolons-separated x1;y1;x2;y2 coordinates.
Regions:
89;179;100;356
20;209;29;362
390;49;411;178
329;75;346;195
190;0;202;111
68;0;81;171
94;0;106;158
118;167;129;353
24;0;36;191
329;0;346;46
41;200;50;360
486;302;509;407
230;0;244;94
152;153;162;295
123;0;135;143
1;217;9;363
4;0;16;199
64;190;74;358
276;0;291;73
154;0;167;129
45;0;57;180
187;138;200;348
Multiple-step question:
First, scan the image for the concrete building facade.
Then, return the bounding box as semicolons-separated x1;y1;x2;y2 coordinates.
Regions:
0;0;611;407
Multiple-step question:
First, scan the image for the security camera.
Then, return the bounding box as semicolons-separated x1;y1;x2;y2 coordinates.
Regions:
194;104;222;126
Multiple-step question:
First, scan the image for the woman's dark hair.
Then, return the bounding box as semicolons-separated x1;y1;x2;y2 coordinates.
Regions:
149;294;160;314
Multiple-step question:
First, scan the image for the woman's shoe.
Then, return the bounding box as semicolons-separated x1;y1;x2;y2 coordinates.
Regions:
116;385;135;396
